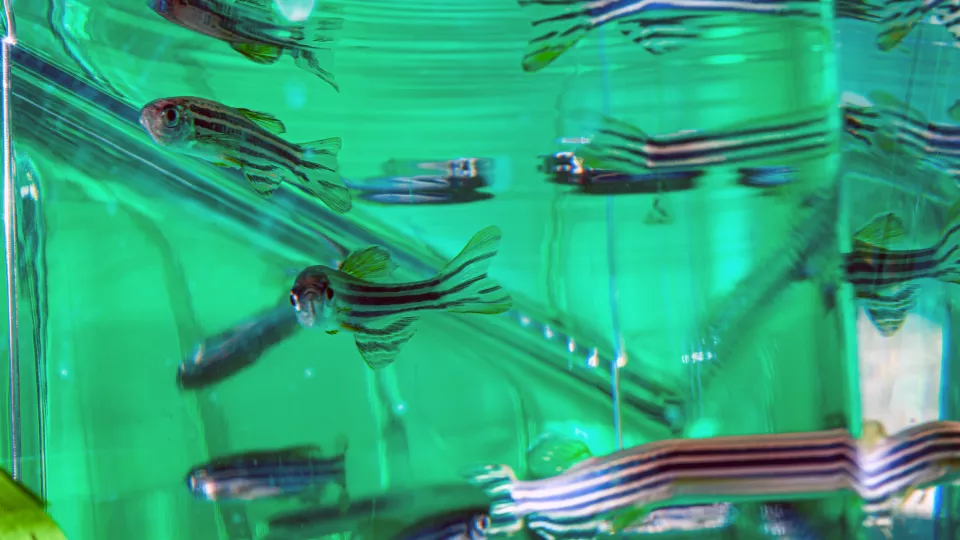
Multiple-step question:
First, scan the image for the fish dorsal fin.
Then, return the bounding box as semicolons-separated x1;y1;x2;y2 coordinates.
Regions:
853;212;906;248
236;107;287;134
526;434;593;479
339;246;397;280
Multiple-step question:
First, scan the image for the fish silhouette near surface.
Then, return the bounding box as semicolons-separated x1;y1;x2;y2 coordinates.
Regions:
148;0;343;91
139;96;351;213
0;468;67;540
187;438;349;507
290;226;513;370
516;0;822;72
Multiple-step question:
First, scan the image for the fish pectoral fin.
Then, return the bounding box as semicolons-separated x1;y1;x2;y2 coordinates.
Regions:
853;212;906;248
196;132;243;146
354;317;418;370
236;108;286;135
242;168;284;197
338;246;398;280
325;329;340;335
230;41;283;65
610;506;649;533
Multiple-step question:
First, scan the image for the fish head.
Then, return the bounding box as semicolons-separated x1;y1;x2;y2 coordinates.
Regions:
469;514;491;539
139;97;196;148
185;469;212;500
290;266;336;328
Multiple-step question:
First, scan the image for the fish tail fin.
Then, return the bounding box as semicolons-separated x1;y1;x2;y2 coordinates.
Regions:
298;137;352;213
461;464;525;536
518;0;592;72
290;49;340;92
436;226;512;315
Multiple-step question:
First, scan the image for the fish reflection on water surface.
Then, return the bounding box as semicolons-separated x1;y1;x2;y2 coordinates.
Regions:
138;96;351;213
290;226;512;370
187;439;349;506
148;0;342;91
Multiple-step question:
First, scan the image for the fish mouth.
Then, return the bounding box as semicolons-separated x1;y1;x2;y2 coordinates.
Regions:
293;300;317;328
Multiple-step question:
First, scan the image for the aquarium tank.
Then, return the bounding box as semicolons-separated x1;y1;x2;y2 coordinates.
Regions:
1;0;960;538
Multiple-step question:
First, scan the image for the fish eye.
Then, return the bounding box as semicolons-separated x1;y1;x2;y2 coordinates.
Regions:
161;106;179;128
289;293;297;306
324;287;334;301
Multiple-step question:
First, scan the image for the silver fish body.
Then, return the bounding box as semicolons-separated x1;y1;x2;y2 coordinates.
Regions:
139;96;351;213
187;442;349;503
290;226;513;370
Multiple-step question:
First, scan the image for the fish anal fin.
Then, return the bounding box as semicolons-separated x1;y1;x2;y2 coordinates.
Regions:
354;317;418;370
230;41;283;64
853;212;906;247
236;108;287;134
338;246;398;280
866;306;908;337
243;167;284;197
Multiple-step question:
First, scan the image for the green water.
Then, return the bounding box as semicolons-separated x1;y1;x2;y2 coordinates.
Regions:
0;0;958;538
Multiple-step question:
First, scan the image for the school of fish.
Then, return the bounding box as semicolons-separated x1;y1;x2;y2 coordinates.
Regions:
2;0;948;537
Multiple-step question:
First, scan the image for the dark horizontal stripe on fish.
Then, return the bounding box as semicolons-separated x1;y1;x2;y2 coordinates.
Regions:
189;104;301;165
597;141;830;172
340;274;489;306
343;295;512;321
606;116;826;146
598;127;830;162
341;253;495;295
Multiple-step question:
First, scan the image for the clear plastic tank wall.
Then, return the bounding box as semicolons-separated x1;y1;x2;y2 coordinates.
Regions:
835;15;958;537
0;1;868;540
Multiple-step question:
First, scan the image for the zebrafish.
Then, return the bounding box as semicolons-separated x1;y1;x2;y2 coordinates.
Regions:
843;204;960;336
464;429;859;538
515;0;822;72
148;0;343;91
577;107;835;174
0;468;67;539
526;433;593;479
390;509;490;540
177;302;301;389
186;438;349;506
290;226;512;370
139;96;351;213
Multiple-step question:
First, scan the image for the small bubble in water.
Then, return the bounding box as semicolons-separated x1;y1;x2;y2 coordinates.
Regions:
286;82;308;109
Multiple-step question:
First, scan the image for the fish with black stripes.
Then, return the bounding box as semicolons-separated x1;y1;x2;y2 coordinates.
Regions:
148;0;343;91
577;106;835;174
139;96;351;213
515;0;823;72
186;437;350;507
463;429;860;538
289;226;513;370
841;203;960;336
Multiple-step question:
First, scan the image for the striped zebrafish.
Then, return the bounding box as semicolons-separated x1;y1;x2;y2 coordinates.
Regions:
187;438;349;506
516;0;823;72
391;509;490;540
844;203;960;336
139;96;351;213
177;302;301;390
149;0;342;91
577;106;835;174
464;429;859;538
290;226;513;370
